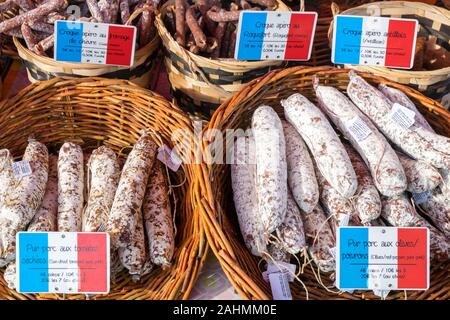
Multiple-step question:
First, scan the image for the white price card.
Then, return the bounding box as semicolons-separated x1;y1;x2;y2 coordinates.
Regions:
388;103;416;129
55;20;136;67
336;227;429;291
12;160;32;178
235;11;317;61
16;232;110;294
332;15;418;69
345;116;372;142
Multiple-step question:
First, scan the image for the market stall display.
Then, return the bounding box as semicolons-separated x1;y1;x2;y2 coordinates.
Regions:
0;77;207;300
329;1;450;102
200;66;449;300
0;0;160;85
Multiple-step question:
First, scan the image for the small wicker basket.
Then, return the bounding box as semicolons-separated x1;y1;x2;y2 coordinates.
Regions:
0;77;208;300
12;9;161;87
199;65;450;300
328;1;450;101
155;0;291;118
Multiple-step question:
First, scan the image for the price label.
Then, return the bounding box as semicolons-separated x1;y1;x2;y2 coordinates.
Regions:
16;232;110;294
157;145;182;172
336;227;429;291
55;20;136;67
345;116;372;142
388;103;416;129
12;160;32;178
235;11;317;61
332;15;418;69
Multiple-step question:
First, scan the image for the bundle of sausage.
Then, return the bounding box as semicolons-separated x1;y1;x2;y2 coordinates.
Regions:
0;132;175;289
164;0;278;58
231;71;449;282
0;0;159;57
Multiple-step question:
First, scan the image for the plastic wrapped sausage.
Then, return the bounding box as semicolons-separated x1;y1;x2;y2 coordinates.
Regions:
142;162;175;268
381;194;448;261
282;93;357;198
347;72;450;169
231;136;266;256
107;132;157;249
315;84;407;197
83;146;120;232
58;142;84;232
282;120;319;213
252;106;287;235
0;139;48;266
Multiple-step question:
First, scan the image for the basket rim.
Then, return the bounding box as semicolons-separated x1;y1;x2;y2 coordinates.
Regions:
199;65;450;300
327;1;450;76
155;0;291;69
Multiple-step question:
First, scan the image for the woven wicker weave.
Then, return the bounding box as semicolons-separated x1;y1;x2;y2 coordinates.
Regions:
0;77;208;300
200;66;449;300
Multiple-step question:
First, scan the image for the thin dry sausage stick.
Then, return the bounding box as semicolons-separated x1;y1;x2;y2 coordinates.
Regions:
175;0;186;46
186;5;207;51
21;23;38;50
86;0;104;22
0;0;66;33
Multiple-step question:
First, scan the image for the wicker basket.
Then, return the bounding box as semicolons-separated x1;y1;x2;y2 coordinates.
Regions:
12;8;161;87
200;65;450;300
155;0;291;118
0;77;207;300
328;1;450;101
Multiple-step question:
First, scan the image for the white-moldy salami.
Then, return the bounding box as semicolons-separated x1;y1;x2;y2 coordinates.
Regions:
231;136;266;256
344;144;382;224
396;152;441;193
347;72;450;169
107;132;157;249
58;142;84;232
276;190;306;255
267;243;291;263
315;163;356;225
0;149;14;207
0;139;48;265
281;120;319;213
28;154;58;232
378;84;435;132
118;211;153;278
252;106;287;234
282;93;357;198
142;162;174;268
418;188;450;239
300;204;336;273
83;146;120;232
3;262;16;289
381;194;448;261
315;84;407;197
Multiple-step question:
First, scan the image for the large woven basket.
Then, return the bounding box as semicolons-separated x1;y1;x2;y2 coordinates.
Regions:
155;0;291;118
200;66;449;300
12;8;161;88
328;1;450;101
0;77;208;300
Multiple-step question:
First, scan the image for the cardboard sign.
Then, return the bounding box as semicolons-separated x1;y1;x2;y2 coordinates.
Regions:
332;15;418;69
235;11;317;61
336;227;429;290
16;232;110;294
55;20;136;67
